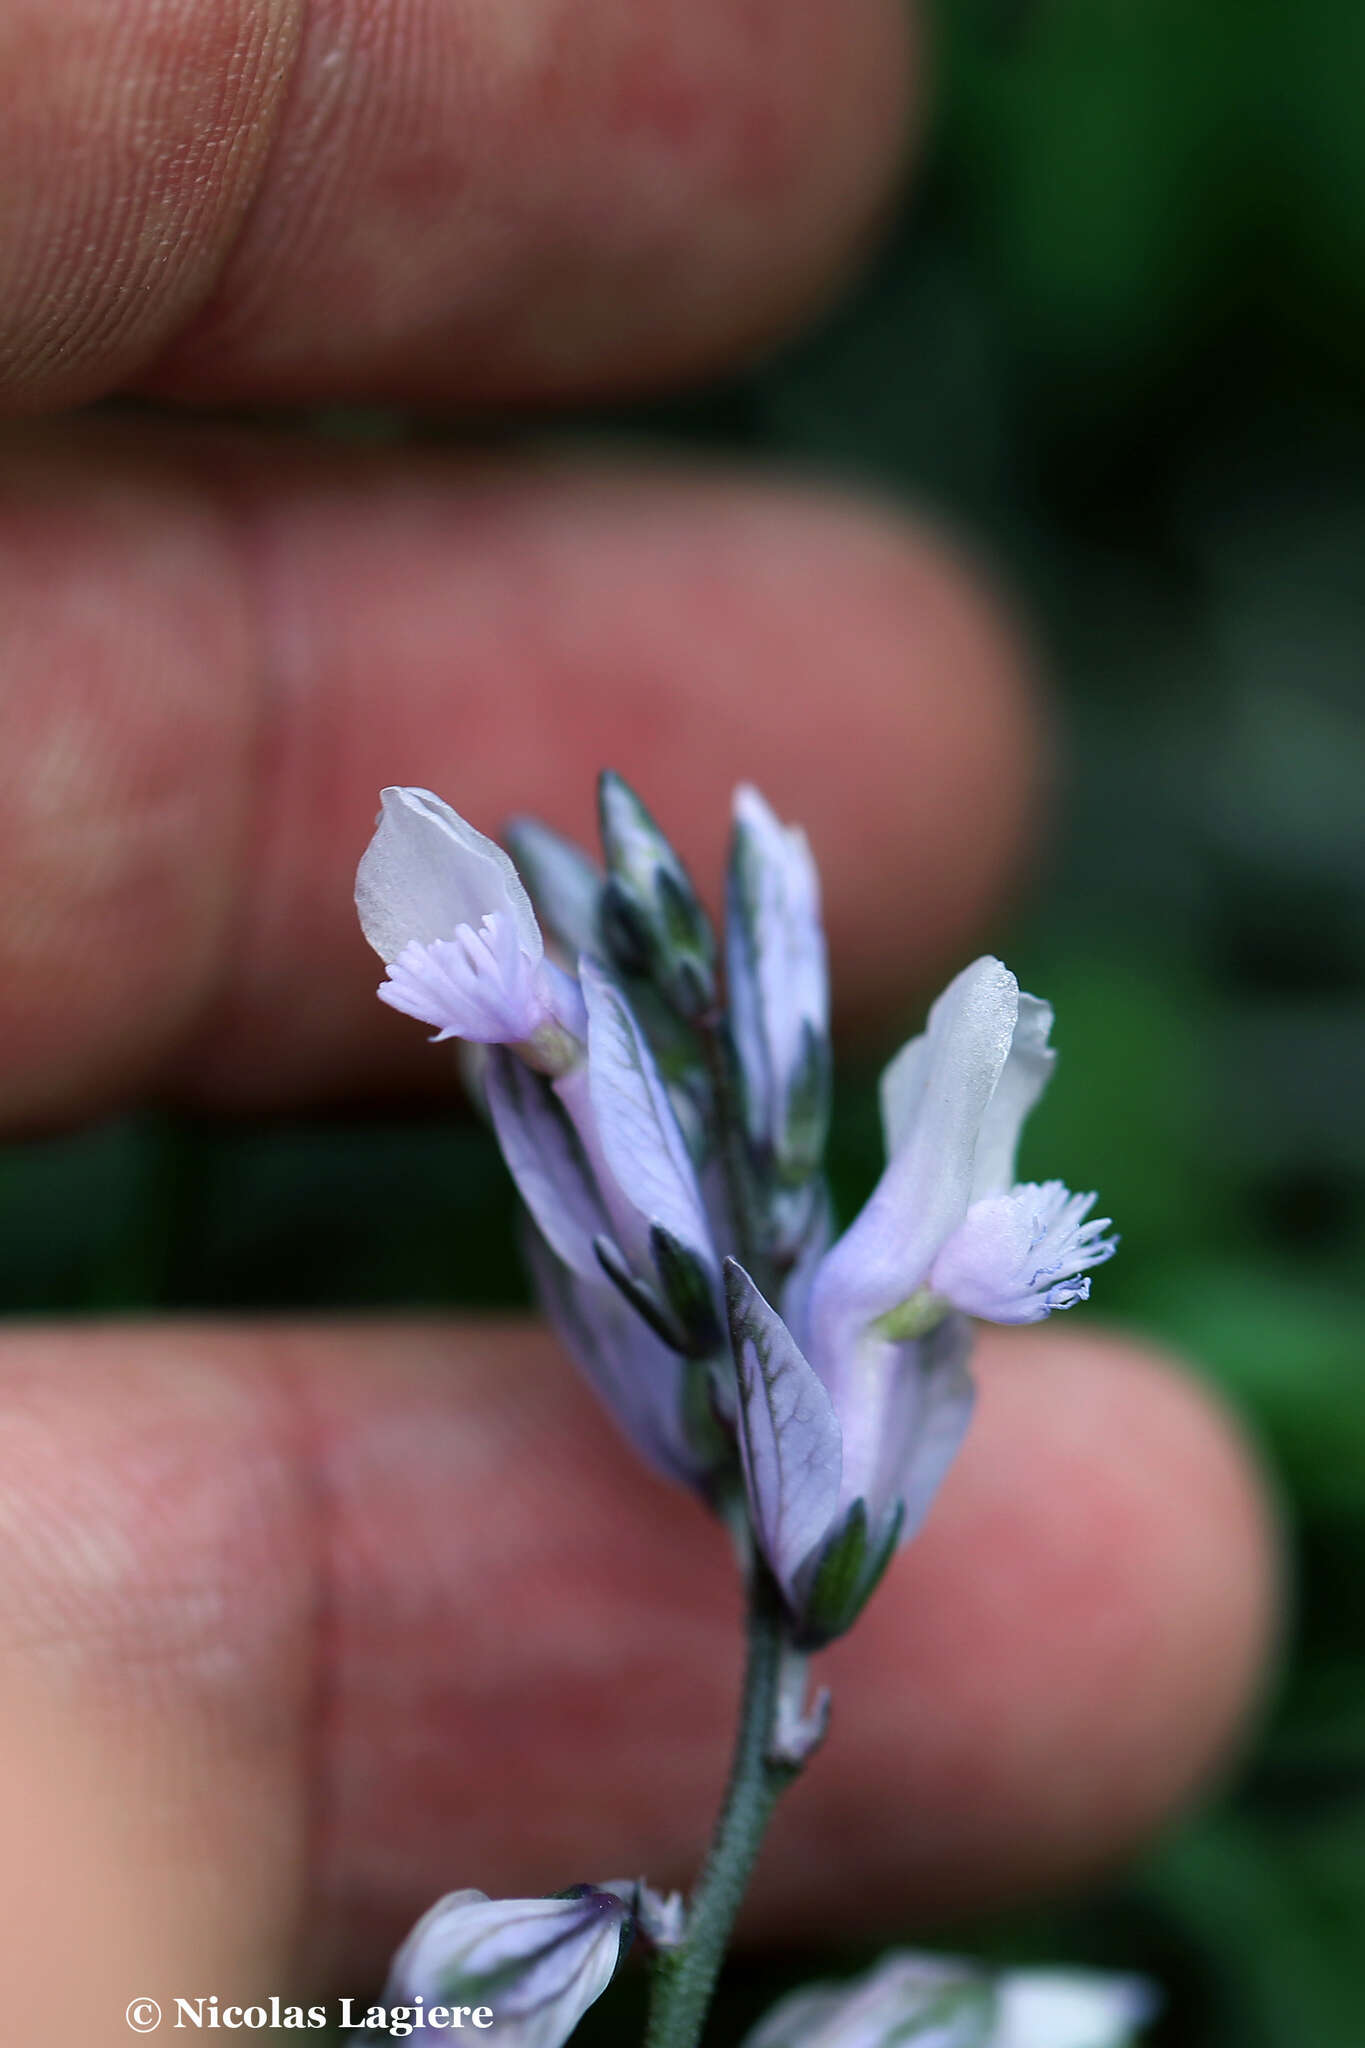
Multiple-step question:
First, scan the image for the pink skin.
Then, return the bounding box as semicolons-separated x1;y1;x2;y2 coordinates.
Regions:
1;0;913;411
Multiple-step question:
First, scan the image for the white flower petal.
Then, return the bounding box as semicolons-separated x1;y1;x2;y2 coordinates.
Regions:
356;786;542;964
813;957;1019;1351
970;992;1056;1199
992;1969;1155;2048
877;1027;929;1162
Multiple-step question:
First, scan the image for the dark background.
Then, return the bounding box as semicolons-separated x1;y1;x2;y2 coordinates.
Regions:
5;5;1365;2042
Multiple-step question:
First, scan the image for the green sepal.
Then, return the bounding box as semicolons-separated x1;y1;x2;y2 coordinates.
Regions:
682;1358;738;1474
593;1235;686;1353
798;1497;905;1647
650;1222;723;1356
599;876;657;979
776;1016;831;1182
597;771;716;1017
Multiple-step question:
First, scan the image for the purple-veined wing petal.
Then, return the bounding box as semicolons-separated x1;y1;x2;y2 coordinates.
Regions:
485;1049;609;1278
526;1226;704;1488
357;786;542;964
726;1261;842;1602
579;958;714;1270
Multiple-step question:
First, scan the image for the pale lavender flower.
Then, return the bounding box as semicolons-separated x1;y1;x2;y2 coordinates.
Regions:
356;787;584;1072
743;1951;1153;2048
380;1886;633;2048
357;785;1115;1633
817;956;1116;1343
731;956;1115;1636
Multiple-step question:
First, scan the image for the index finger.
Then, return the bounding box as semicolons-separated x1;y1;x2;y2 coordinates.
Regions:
0;0;913;412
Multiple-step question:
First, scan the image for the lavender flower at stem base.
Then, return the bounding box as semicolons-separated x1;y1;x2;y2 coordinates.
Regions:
353;1887;633;2048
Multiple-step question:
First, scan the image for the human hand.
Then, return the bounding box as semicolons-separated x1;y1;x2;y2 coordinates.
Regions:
0;1;1277;2037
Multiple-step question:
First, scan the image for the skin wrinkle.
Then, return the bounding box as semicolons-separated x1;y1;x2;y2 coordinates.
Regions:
132;0;908;403
0;0;304;409
279;1329;349;1991
0;434;283;1121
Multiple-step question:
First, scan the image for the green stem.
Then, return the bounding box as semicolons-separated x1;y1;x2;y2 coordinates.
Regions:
643;1569;801;2048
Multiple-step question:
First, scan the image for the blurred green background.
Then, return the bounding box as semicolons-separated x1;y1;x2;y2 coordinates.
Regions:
6;4;1365;2043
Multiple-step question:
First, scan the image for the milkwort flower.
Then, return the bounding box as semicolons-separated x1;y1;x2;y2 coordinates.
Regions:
730;955;1117;1642
355;777;1115;1640
356;787;588;1072
742;1949;1154;2048
360;1886;634;2048
356;784;724;1488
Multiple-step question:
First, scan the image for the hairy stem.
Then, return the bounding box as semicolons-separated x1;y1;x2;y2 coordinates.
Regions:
643;1569;808;2048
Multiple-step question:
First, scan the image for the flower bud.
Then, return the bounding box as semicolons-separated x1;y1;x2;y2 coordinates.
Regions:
597;771;716;1018
726;785;829;1181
